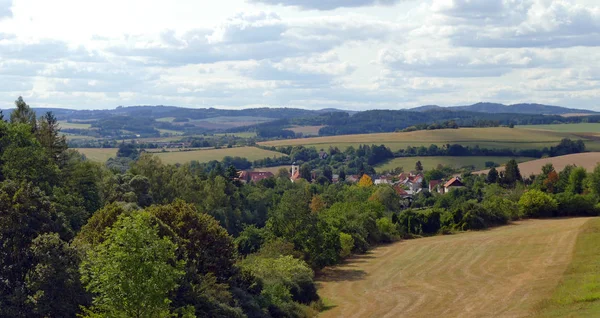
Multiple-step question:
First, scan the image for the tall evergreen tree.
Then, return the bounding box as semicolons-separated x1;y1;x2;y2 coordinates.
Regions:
502;159;522;186
10;97;37;130
37;112;68;166
487;167;499;184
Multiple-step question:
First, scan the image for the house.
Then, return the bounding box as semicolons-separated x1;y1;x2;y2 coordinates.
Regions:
429;180;443;193
237;171;274;183
374;175;392;185
443;177;465;193
346;175;360;183
332;174;340;183
319;151;328;160
393;185;411;198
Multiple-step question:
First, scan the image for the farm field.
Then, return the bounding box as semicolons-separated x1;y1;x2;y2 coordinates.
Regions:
518;123;600;133
252;165;289;174
153;147;285;164
75;148;117;162
286;125;326;136
318;218;592;318
59;121;92;129
259;127;589;151
473;152;600;176
375;156;535;172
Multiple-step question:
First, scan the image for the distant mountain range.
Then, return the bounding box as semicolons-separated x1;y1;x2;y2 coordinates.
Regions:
409;102;597;115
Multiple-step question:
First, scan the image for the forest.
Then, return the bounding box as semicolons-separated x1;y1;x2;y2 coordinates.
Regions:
1;97;600;318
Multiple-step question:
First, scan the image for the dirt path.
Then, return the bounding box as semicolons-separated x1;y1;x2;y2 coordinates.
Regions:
317;218;592;318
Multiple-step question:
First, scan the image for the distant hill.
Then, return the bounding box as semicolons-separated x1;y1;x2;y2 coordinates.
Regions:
410;102;597;115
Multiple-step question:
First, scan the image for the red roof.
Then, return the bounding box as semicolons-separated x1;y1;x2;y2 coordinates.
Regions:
291;171;301;180
249;172;274;182
393;185;408;196
429;180;441;188
444;177;464;188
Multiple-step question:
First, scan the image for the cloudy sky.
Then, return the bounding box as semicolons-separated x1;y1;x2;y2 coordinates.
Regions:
0;0;599;110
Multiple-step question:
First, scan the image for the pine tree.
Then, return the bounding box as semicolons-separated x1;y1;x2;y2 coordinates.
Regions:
10;97;37;130
37;112;68;166
487;167;499;184
415;161;423;172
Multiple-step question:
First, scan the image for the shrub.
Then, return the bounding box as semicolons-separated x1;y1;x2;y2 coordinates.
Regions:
555;193;599;217
376;217;398;243
339;233;354;258
518;189;558;218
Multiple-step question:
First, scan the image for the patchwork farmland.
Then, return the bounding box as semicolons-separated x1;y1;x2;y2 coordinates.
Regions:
259;127;600;151
473;152;600;176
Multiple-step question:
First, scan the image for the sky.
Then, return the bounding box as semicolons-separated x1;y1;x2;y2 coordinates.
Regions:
0;0;599;110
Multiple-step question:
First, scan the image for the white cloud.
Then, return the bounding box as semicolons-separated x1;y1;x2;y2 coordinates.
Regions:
247;0;405;11
0;0;11;19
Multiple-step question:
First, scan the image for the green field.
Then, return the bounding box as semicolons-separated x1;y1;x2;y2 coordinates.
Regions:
75;148;118;162
59;121;92;129
375;156;535;172
286;125;325;136
156;117;176;122
215;132;258;138
154;147;285;164
534;218;600;317
519;123;600;133
259;127;592;151
157;129;185;136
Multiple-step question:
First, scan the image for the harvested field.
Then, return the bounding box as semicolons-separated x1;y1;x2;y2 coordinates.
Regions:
318;218;591;318
153;146;285;164
259;128;579;151
518;123;600;133
75;148;117;162
376;156;535;172
473;152;600;176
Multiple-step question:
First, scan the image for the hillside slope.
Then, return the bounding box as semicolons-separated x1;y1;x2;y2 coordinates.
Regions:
318;218;591;318
474;152;600;176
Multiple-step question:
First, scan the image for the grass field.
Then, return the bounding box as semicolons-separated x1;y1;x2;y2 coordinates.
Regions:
474;152;600;176
59;121;92;129
259;128;583;151
375;156;535;172
215;132;258;138
75;148;117;162
317;218;591;318
519;123;600;133
286;125;325;136
534;218;600;317
252;165;289;174
153;147;285;164
156;117;176;122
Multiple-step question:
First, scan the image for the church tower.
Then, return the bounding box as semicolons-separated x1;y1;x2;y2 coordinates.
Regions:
291;162;299;177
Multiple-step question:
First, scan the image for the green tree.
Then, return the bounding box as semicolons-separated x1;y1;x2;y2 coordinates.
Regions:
339;232;354;258
299;163;312;181
502;159;522;186
10;97;37;130
566;167;587;195
486;167;499;184
415;160;423;172
37;112;68;166
589;163;600;197
25;233;88;317
80;212;184;318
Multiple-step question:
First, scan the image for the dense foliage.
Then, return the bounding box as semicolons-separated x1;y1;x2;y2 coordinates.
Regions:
2;97;600;318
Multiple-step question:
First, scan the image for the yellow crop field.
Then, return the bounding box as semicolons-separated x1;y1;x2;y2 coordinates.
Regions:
75;148;118;162
153;147;285;164
318;218;592;318
375;156;535;172
473;152;600;176
259;127;581;151
59;121;92;129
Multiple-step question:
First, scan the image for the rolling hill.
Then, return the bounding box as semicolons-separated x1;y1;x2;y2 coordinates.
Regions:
411;102;597;115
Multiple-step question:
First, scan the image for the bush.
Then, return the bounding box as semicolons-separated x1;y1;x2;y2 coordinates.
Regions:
339;232;354;258
376;217;398;242
518;189;558;218
555;193;599;217
482;196;521;221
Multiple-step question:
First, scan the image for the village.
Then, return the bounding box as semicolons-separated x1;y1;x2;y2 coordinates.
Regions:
235;162;466;202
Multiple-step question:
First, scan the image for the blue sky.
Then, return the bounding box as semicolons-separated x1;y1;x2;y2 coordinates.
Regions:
0;0;599;110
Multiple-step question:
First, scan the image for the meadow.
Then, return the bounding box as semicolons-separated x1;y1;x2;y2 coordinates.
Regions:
318;218;591;318
259;127;590;151
534;218;600;317
375;156;535;173
75;148;118;162
473;152;600;176
153;147;285;164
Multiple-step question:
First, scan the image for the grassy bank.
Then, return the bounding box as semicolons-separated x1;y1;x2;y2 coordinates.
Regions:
534;217;600;317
